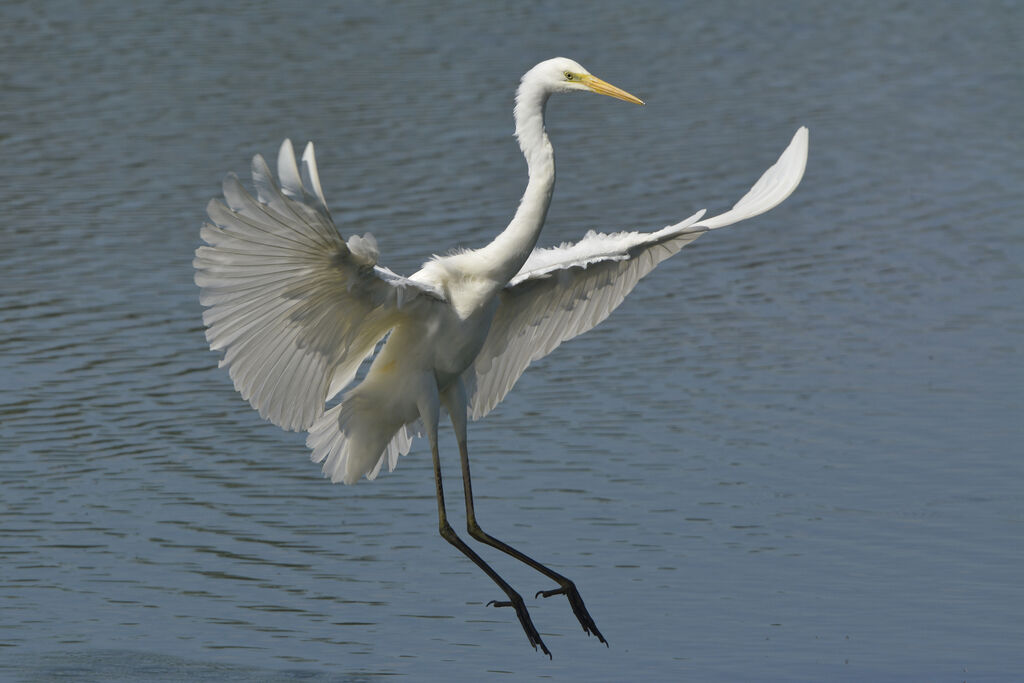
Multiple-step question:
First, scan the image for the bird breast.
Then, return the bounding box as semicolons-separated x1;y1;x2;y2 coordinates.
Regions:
430;295;499;385
368;291;498;395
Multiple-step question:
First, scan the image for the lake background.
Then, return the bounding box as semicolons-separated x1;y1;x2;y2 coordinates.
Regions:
2;1;1021;680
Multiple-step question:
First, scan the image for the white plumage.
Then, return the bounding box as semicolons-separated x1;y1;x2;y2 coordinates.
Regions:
194;57;808;654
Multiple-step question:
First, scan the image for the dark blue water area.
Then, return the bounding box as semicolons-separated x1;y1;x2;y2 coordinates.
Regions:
2;1;1021;680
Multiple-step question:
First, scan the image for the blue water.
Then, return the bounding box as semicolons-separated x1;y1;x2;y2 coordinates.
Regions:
2;1;1022;680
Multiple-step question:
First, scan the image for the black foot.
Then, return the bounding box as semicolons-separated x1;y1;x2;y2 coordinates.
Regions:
535;580;607;646
487;594;551;657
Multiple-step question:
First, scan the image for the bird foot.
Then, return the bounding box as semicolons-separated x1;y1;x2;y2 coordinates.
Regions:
535;581;608;646
487;595;551;657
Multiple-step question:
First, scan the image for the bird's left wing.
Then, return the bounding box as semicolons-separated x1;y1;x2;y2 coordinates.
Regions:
195;140;444;432
464;127;808;419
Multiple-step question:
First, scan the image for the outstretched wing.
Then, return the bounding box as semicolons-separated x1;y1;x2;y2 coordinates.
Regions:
464;127;808;419
194;140;443;432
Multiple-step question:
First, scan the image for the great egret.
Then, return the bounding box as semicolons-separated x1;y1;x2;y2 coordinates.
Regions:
194;57;808;656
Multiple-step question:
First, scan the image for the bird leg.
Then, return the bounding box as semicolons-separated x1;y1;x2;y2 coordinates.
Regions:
429;435;550;657
455;435;608;646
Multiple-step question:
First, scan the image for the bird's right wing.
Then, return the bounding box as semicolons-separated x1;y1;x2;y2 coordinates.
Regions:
195;140;444;432
464;127;808;419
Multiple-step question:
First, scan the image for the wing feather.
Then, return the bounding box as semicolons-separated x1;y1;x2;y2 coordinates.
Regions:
464;216;706;419
195;139;443;432
465;127;808;419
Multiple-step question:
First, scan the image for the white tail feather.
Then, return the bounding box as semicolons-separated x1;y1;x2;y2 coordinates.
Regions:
307;400;417;484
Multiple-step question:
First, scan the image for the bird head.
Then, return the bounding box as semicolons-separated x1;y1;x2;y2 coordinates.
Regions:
528;57;644;104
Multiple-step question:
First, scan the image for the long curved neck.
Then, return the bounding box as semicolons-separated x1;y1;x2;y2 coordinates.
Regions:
476;78;555;285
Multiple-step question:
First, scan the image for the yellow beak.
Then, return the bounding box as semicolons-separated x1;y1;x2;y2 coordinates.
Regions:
581;74;645;105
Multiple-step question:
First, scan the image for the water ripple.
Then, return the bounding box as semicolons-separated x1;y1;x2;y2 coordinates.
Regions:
2;1;1022;680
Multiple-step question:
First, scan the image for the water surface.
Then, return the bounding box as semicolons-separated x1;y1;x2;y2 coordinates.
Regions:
2;1;1022;680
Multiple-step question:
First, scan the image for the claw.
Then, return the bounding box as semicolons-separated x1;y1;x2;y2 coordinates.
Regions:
535;581;608;646
487;594;552;657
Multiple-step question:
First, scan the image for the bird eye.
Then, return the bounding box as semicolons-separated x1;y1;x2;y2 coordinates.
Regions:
564;72;574;80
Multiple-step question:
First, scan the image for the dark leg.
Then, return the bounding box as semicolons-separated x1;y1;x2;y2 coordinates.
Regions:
429;433;551;657
455;434;608;646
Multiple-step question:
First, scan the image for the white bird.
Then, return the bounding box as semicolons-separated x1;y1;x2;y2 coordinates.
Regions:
194;57;808;656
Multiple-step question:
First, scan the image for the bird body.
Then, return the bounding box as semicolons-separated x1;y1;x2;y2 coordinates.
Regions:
313;292;496;482
195;57;808;654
